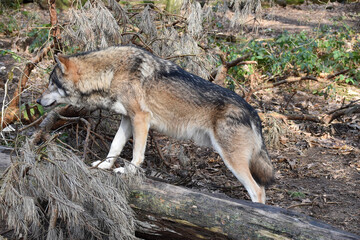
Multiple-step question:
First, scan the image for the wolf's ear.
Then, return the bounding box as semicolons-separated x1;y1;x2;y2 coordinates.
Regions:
55;54;69;73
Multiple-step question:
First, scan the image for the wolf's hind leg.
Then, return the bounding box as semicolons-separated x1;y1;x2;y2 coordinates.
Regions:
225;156;265;203
114;111;150;173
92;116;132;169
210;134;266;203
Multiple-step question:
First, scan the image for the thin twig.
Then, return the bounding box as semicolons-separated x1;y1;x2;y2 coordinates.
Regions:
56;138;81;153
326;99;360;115
287;202;315;209
149;131;169;167
326;69;350;80
209;53;252;82
80;118;91;160
90;130;110;151
48;203;58;230
165;54;197;60
19;113;48;132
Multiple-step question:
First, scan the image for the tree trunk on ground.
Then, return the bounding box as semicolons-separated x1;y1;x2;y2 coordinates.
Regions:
129;179;359;240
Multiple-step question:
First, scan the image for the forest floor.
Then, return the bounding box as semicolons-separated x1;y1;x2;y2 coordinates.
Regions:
0;1;359;237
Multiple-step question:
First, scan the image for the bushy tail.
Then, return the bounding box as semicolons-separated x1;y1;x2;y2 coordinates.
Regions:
249;149;274;187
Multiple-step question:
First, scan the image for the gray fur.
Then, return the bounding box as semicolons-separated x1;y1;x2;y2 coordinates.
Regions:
38;46;274;203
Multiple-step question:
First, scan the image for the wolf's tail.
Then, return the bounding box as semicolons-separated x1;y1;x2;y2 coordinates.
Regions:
249;148;274;187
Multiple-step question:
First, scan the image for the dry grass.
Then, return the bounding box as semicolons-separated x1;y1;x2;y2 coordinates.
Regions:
0;140;142;239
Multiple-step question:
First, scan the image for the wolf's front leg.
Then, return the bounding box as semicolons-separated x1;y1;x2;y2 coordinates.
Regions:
114;111;150;173
92;116;132;169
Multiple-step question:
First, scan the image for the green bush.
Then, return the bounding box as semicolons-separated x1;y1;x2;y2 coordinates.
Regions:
219;26;359;86
28;24;51;53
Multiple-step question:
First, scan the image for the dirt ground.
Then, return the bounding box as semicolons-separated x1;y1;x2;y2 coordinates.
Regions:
257;2;360;34
0;1;359;238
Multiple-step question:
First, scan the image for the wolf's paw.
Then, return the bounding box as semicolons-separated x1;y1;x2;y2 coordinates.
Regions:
113;167;126;174
92;160;113;169
114;165;136;174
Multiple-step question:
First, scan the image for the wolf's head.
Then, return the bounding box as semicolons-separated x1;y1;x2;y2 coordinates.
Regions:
37;55;80;108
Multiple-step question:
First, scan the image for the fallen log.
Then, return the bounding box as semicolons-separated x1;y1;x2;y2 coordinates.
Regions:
1;148;359;239
129;179;359;240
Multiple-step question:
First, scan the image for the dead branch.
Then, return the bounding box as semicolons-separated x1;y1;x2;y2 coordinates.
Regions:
245;75;318;101
1;42;55;128
323;104;360;124
30;106;88;145
226;53;252;68
19;113;48;132
260;112;321;124
260;104;360;125
81;118;91;160
90;130;110;152
209;53;252;82
121;32;155;53
149;131;169;167
49;0;61;53
326;69;350;80
326;100;360;115
0;142;137;239
54;114;91;159
30;106;68;144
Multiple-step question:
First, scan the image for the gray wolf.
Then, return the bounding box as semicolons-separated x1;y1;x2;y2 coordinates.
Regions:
37;46;274;203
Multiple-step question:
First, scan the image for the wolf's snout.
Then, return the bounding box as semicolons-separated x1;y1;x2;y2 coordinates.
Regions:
36;98;42;105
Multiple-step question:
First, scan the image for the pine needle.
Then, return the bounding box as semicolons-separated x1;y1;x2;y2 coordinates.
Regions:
0;141;142;240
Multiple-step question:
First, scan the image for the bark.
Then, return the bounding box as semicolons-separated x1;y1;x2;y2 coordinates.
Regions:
129;179;359;240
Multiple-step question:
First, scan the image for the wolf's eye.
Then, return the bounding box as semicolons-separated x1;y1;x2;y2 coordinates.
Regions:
49;82;57;90
58;88;67;97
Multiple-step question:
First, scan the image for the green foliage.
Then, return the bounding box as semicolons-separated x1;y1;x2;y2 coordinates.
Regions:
0;9;39;36
58;132;69;142
62;43;81;55
288;191;306;198
0;0;22;10
0;15;20;35
285;0;305;4
219;26;359;86
0;49;22;62
28;24;51;52
20;104;45;122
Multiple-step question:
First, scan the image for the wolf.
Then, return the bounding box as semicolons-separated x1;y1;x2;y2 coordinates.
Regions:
37;46;274;203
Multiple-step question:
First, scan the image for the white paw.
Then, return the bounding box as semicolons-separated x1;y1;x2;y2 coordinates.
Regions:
114;165;136;174
92;160;113;169
114;167;126;173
